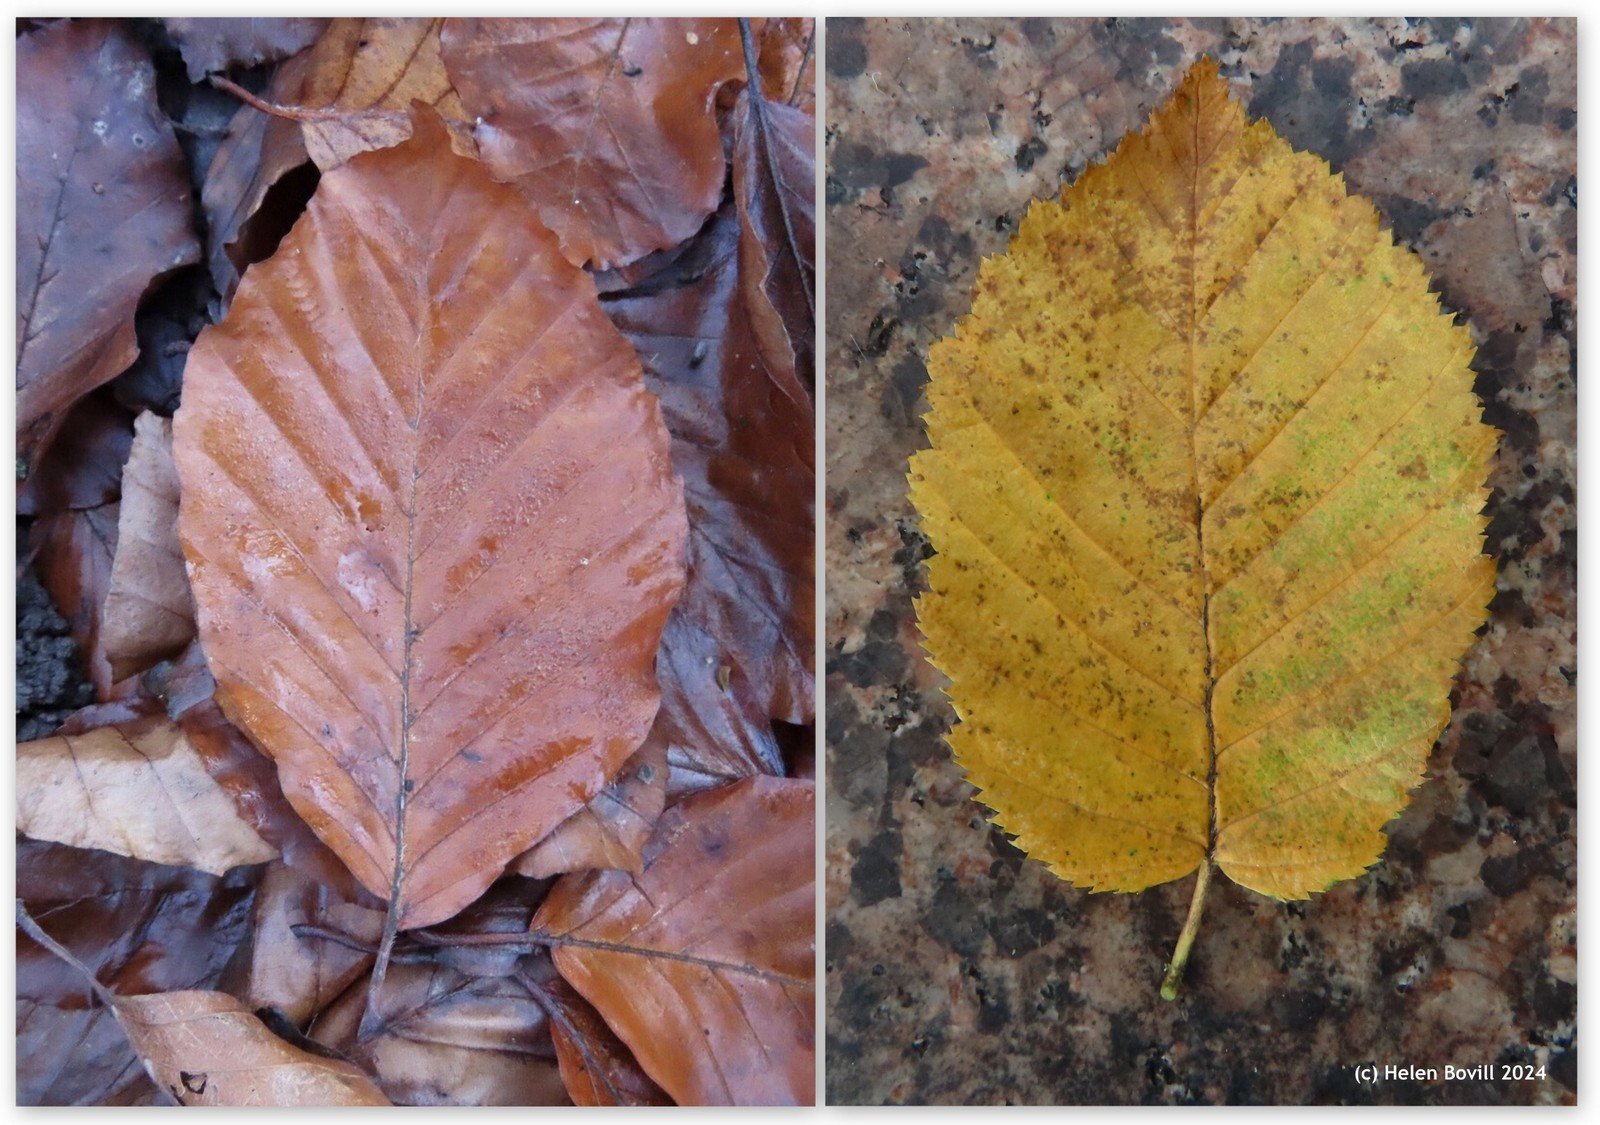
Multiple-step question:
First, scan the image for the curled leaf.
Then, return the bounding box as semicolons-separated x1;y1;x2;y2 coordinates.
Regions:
908;60;1496;991
174;107;688;929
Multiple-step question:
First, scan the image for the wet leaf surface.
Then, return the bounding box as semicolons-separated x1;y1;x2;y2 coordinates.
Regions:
174;107;687;929
536;775;816;1105
607;207;816;795
16;19;200;474
442;17;746;269
513;740;668;878
16;838;260;1106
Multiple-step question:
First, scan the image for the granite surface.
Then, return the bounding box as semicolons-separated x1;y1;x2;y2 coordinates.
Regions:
823;17;1575;1105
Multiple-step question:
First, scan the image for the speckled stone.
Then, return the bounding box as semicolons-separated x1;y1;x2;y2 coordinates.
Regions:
824;17;1574;1106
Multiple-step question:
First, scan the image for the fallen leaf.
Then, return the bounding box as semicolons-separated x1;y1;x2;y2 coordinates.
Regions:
174;107;688;930
535;775;816;1106
16;392;134;518
16;19;200;474
528;969;670;1105
164;17;330;82
513;740;668;878
607;207;816;795
907;60;1497;995
441;17;746;269
16;838;259;1106
753;17;816;109
102;412;198;682
113;990;390;1106
199;48;318;303
17;712;279;874
176;688;367;897
222;861;384;1026
312;960;566;1106
731;80;817;396
30;501;125;702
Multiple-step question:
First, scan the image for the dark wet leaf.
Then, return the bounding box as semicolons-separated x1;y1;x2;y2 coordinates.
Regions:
16;19;200;475
16;838;259;1106
606;207;815;795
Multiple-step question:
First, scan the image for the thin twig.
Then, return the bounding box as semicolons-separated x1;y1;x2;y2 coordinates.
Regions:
208;74;346;123
514;969;631;1105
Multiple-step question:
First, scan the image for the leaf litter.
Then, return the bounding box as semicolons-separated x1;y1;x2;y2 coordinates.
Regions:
15;15;815;1106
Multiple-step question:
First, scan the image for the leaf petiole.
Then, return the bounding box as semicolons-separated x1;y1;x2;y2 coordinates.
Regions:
1161;859;1212;1001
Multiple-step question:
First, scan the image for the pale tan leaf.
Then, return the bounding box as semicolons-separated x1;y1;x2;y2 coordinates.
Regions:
116;990;390;1106
16;714;278;875
102;412;198;682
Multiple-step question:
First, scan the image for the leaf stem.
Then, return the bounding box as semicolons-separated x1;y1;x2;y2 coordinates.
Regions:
1161;860;1212;1001
207;75;346;122
16;900;120;1010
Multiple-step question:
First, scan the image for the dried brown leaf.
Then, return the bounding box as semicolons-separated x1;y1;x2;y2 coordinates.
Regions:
175;107;688;929
441;17;746;269
538;974;671;1106
102;412;197;682
30;501;125;701
16;20;200;474
17;713;278;874
536;775;816;1105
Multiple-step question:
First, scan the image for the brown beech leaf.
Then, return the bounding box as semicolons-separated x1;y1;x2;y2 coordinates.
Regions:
731;81;817;395
441;17;745;269
754;17;816;110
16;392;134;518
174;107;688;931
512;740;668;878
16;20;200;474
164;17;330;82
102;412;197;682
111;990;390;1106
535;775;816;1106
199;48;318;304
16;838;259;1106
312;960;567;1106
536;974;670;1106
607;208;816;794
31;502;125;702
222;861;384;1027
17;712;279;874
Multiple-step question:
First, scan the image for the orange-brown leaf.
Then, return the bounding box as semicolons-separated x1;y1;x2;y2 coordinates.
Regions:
536;775;816;1106
174;107;688;929
513;741;668;879
16;20;200;474
441;17;746;269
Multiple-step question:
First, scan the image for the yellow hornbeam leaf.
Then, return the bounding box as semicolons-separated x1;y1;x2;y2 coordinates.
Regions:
907;58;1497;997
